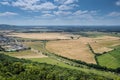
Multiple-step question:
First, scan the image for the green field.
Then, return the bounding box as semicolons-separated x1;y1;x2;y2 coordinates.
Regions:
23;41;46;52
97;46;120;69
0;50;33;57
73;32;120;38
29;57;80;69
29;57;120;79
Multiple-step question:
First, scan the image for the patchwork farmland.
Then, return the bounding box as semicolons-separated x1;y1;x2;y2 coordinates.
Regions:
6;32;120;68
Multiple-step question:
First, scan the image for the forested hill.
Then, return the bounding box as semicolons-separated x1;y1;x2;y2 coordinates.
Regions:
0;53;111;80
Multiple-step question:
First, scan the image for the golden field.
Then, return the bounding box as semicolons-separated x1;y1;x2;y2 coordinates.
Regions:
7;32;120;63
46;39;96;64
7;33;76;40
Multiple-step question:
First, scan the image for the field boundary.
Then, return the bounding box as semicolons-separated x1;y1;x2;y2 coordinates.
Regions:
40;41;120;73
87;43;100;65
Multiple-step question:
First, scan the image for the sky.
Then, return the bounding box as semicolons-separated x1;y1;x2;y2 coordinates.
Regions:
0;0;120;25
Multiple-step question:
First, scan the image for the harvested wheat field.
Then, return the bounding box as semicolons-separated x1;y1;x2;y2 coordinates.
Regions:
4;50;47;59
89;36;120;54
8;33;76;40
46;39;96;64
46;36;120;63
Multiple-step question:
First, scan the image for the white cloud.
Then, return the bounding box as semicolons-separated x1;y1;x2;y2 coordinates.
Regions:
64;0;78;4
54;0;78;5
72;10;97;20
116;0;120;6
0;1;10;5
73;10;88;15
54;0;66;4
0;12;18;16
41;11;52;14
12;0;57;11
36;2;57;10
54;11;72;16
34;14;55;19
42;14;55;17
58;5;73;10
108;12;120;17
0;0;78;12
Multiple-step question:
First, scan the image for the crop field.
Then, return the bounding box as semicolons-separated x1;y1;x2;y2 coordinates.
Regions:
46;39;96;64
6;33;120;67
1;50;46;59
97;46;120;69
7;32;76;40
89;36;120;54
46;35;120;64
22;41;48;53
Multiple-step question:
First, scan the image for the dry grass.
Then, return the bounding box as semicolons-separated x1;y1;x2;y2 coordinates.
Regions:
46;39;96;64
89;36;120;54
7;32;120;63
15;53;47;59
46;36;120;63
4;50;47;59
7;33;75;40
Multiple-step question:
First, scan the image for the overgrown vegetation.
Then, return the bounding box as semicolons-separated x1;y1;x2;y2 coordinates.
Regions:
0;53;113;80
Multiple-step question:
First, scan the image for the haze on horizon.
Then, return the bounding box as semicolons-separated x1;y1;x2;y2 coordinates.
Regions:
0;0;120;26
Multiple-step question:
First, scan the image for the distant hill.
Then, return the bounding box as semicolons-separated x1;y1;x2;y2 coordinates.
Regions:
0;24;120;32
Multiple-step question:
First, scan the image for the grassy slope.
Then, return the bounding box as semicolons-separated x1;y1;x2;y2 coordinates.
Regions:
0;53;115;80
29;57;120;79
23;41;46;52
97;46;120;69
1;50;34;56
22;41;120;79
29;57;78;69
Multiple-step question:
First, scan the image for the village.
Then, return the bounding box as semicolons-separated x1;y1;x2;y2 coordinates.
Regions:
0;34;29;52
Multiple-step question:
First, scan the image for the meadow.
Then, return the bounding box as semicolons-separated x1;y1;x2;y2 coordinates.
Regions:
97;46;120;69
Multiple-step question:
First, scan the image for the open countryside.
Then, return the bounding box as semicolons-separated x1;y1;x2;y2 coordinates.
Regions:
0;25;120;80
7;32;120;66
0;0;120;79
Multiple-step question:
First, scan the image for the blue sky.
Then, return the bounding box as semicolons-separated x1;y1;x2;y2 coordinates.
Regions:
0;0;120;25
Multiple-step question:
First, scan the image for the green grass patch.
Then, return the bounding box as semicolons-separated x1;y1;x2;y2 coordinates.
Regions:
29;57;120;79
29;57;79;69
73;31;120;38
0;50;35;57
23;41;47;52
97;46;120;69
